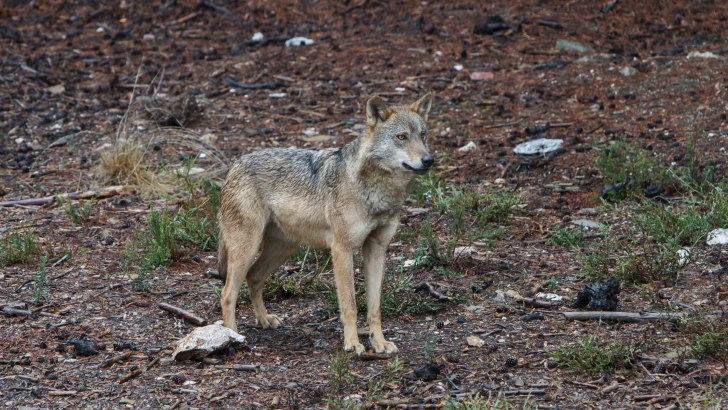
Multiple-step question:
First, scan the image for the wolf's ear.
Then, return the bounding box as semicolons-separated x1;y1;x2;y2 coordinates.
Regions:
366;96;391;127
411;92;433;121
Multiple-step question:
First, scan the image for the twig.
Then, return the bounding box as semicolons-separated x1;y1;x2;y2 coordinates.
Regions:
224;77;284;90
2;307;32;316
342;0;370;15
502;389;547;396
169;11;202;25
519;297;558;309
415;282;451;301
48;390;78;396
563;311;683;323
100;351;132;368
537;20;563;30
158;302;207;326
199;1;231;16
602;0;618;13
232;364;260;372
117;368;142;384
168;399;184;410
482;121;520;129
567;380;599;389
0;186;125;207
51;255;70;268
146;354;162;371
51;267;73;280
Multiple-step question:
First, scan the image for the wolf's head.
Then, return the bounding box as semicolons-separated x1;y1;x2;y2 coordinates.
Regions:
364;93;434;175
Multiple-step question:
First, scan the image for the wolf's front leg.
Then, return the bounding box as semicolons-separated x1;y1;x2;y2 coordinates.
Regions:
363;220;399;354
331;241;364;354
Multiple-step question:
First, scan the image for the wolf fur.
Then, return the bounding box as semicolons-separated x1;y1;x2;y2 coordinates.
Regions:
217;93;434;354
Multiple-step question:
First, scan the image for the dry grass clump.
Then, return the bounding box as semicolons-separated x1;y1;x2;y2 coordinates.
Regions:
95;95;225;199
137;95;204;127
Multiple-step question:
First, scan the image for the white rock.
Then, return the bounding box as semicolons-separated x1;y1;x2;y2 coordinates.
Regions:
513;138;563;155
403;259;415;268
535;292;563;302
143;34;155;41
268;93;287;98
466;335;485;347
707;228;728;245
453;64;463;71
395;87;406;92
172;323;245;361
458;141;477;152
619;66;637;76
453;246;477;259
251;32;264;42
302;127;317;136
285;37;314;47
687;51;723;60
677;248;691;267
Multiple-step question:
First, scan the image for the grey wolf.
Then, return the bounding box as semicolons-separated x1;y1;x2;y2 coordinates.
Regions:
217;93;434;354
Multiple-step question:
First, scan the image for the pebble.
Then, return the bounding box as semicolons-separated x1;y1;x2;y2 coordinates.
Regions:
619;66;637;76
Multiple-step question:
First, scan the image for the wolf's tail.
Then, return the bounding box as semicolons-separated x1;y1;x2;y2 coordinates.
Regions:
216;231;228;283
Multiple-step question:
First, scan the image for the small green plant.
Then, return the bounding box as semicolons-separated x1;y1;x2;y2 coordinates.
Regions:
444;393;535;410
595;140;663;200
146;208;177;268
550;334;634;374
327;351;355;406
550;225;586;248
635;200;709;247
412;220;447;267
0;231;40;266
422;342;435;360
61;197;93;224
678;313;728;360
32;255;49;305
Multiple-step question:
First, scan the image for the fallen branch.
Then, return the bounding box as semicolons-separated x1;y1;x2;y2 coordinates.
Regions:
199;1;231;16
2;307;32;316
502;389;547;396
232;364;260;372
48;390;77;396
415;282;451;301
117;368;142;384
224;77;283;90
482;121;520;129
518;297;559;309
563;311;684;323
100;351;132;368
0;186;124;207
158;302;207;326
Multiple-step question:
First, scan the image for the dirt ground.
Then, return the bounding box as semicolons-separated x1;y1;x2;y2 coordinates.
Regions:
2;0;728;409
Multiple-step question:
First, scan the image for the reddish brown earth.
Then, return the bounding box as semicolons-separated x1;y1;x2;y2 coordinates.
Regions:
1;0;728;409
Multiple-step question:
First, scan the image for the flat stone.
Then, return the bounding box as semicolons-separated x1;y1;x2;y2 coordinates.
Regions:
570;219;604;229
556;39;593;53
514;138;563;155
173;323;245;361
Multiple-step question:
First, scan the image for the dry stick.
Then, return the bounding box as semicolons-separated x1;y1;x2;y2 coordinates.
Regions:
2;307;32;316
482;121;520;129
117;368;143;384
168;399;184;410
0;186;125;207
563;311;683;323
48;390;78;396
518;297;558;309
99;351;132;368
158;302;207;326
232;364;260;372
415;282;451;301
502;389;547;396
146;354;162;371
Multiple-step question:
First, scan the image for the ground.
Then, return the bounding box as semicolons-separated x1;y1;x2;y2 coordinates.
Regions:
1;0;728;409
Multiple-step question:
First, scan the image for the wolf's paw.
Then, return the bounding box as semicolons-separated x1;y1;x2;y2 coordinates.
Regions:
258;314;283;329
371;339;398;354
344;342;366;355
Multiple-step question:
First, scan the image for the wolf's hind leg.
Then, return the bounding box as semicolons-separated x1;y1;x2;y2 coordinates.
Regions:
247;224;298;329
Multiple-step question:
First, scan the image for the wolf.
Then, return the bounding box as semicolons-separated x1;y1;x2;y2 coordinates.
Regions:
217;93;434;354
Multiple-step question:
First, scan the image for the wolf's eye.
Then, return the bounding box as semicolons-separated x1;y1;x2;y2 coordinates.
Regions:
396;133;407;141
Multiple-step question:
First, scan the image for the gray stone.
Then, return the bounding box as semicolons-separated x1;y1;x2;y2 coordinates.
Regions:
619;66;637;76
513;138;563;155
556;39;593;53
